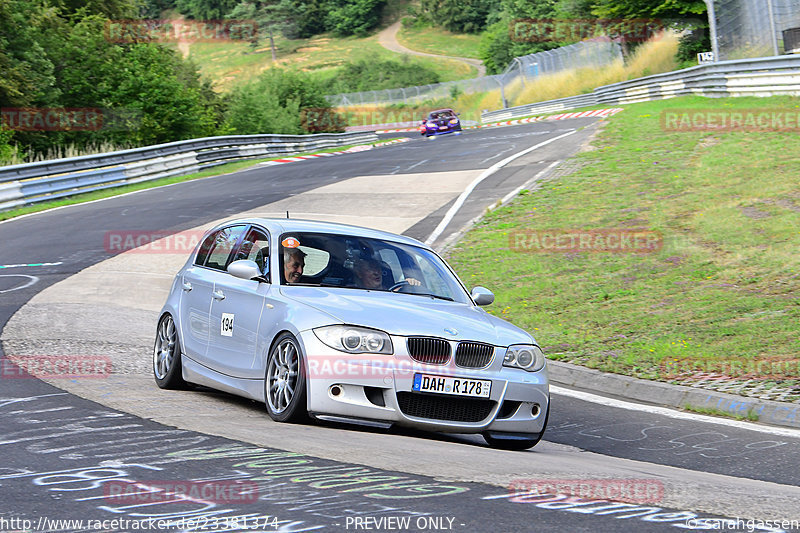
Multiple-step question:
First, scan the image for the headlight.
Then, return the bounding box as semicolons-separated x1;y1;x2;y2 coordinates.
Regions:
503;344;545;372
449;119;458;124
314;325;393;354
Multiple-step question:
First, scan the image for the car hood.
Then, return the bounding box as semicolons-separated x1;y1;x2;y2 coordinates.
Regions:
280;287;534;346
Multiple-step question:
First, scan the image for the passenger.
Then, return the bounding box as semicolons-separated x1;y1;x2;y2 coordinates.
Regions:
353;257;421;290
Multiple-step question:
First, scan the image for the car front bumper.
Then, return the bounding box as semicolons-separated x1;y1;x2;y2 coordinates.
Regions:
299;331;549;435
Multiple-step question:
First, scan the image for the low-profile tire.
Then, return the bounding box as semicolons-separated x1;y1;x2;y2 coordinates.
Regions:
265;332;308;423
483;404;549;450
153;314;187;389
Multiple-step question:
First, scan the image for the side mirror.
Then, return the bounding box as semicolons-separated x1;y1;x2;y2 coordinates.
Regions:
228;259;266;282
471;286;494;306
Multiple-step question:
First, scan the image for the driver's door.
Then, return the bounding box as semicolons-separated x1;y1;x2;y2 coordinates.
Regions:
207;227;273;378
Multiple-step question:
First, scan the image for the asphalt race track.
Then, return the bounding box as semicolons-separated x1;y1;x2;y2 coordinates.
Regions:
1;120;799;533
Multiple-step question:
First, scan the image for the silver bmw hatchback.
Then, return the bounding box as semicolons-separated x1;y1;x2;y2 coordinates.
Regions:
154;218;549;449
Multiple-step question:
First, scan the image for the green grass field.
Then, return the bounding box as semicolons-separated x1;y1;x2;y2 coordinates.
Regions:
396;22;483;59
446;95;800;386
183;33;476;92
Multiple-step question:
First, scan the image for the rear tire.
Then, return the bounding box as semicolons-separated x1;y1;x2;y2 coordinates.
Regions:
265;333;308;423
153;314;187;389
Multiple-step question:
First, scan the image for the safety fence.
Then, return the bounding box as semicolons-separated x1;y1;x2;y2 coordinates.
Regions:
0;132;377;211
482;54;800;122
325;40;623;107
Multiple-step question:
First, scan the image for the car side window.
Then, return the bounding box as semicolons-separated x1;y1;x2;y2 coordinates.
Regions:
202;225;247;271
237;228;270;276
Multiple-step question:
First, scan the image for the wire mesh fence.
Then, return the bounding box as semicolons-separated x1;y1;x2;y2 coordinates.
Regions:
715;0;800;59
325;40;623;108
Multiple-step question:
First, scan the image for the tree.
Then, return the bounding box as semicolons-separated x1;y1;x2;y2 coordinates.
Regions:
175;0;239;19
0;0;59;108
418;0;493;33
591;0;706;56
590;0;706;20
326;0;386;37
227;0;297;59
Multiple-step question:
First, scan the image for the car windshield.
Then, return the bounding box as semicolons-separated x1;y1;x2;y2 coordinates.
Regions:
279;232;470;303
430;111;453;120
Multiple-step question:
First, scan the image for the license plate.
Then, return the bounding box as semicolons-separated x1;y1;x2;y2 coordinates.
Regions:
412;373;491;398
438;125;448;130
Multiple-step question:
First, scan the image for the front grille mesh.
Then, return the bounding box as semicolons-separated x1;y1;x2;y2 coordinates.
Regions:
397;392;495;422
455;342;495;368
407;337;451;365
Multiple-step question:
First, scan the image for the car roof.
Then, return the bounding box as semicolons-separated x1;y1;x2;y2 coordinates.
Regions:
429;108;455;114
210;217;430;249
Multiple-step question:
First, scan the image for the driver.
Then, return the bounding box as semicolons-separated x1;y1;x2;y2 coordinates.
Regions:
353;257;420;290
283;248;306;283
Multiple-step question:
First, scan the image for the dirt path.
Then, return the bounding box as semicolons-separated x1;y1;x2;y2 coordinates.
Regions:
377;20;486;77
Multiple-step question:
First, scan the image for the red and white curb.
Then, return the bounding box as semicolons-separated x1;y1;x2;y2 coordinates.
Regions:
371;108;624;133
479;107;624;128
259;138;410;167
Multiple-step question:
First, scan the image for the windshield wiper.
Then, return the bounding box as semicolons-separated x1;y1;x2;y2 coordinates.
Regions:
404;292;454;301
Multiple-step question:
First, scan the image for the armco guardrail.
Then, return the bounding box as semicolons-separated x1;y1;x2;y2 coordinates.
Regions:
0;132;377;211
483;54;800;121
482;93;599;122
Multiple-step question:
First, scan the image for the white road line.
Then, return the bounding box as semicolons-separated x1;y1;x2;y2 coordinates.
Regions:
0;261;63;269
480;146;516;164
551;385;800;438
499;160;561;205
424;129;577;245
0;274;39;293
405;159;429;172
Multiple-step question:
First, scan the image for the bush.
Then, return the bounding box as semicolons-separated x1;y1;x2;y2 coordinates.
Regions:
321;57;441;93
226;68;343;134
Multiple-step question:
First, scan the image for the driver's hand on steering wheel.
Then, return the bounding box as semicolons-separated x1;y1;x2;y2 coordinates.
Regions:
406;277;421;286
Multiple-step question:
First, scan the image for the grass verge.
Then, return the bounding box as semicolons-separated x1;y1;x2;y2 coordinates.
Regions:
0;140;400;222
683;405;760;422
446;95;800;386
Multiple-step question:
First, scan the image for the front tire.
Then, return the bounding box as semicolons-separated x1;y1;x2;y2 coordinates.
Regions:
265;333;308;423
153;314;187;389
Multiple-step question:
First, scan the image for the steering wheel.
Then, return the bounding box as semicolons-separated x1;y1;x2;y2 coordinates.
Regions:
389;280;411;292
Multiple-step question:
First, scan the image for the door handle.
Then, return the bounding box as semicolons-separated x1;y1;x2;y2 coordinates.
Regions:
212;290;225;301
182;282;192;291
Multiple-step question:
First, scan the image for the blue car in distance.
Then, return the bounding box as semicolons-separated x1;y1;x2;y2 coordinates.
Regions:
419;108;462;137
